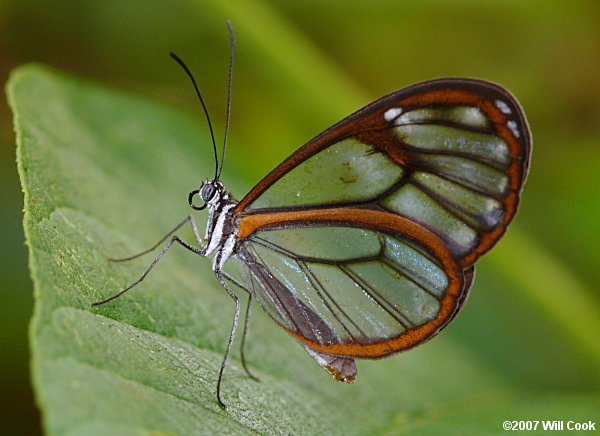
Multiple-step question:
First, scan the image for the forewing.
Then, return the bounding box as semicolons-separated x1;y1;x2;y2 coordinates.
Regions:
235;217;468;358
235;78;531;267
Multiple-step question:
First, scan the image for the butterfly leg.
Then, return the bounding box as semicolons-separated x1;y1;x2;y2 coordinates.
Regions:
108;214;206;262
219;271;259;382
92;231;203;306
214;270;241;409
239;295;259;382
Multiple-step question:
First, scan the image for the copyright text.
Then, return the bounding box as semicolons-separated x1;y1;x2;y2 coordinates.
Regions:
502;420;596;431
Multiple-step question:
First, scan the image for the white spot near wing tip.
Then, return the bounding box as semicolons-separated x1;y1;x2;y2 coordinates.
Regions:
507;120;520;138
384;107;403;122
495;99;512;115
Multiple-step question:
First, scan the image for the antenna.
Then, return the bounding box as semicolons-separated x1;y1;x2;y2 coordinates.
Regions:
218;20;235;178
169;52;219;181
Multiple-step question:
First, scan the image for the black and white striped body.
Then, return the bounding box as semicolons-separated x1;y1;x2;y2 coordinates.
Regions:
201;181;239;271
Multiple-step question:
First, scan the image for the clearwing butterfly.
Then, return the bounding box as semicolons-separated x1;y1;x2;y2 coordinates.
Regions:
93;23;531;409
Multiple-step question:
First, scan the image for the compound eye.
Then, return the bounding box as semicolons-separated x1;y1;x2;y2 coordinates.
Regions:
200;183;217;202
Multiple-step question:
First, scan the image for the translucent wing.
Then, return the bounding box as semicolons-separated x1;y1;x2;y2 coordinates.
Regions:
234;210;467;358
231;78;529;362
235;78;531;267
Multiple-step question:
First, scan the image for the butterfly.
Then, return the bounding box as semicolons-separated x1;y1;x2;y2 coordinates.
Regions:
93;23;531;409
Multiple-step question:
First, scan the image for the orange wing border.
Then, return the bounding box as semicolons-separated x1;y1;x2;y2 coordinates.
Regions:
235;78;531;268
237;208;467;358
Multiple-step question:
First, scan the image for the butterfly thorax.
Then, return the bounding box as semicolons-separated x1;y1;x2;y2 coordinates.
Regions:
202;183;239;269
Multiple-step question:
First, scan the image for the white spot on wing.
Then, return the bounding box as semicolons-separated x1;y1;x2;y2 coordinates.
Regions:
507;120;520;138
462;107;488;127
495;99;512;115
384;107;403;122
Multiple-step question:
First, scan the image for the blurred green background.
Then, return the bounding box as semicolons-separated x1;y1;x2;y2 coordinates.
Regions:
2;0;599;433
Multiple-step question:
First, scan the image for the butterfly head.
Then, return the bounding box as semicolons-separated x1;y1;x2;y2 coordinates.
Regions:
188;179;224;211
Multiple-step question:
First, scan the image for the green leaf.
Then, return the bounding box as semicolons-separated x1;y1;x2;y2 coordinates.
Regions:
10;65;598;434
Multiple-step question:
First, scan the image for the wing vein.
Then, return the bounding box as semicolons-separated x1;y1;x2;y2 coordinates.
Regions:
339;265;415;330
251;235;382;265
381;258;442;302
247;244;303;334
299;260;363;341
409;177;481;230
